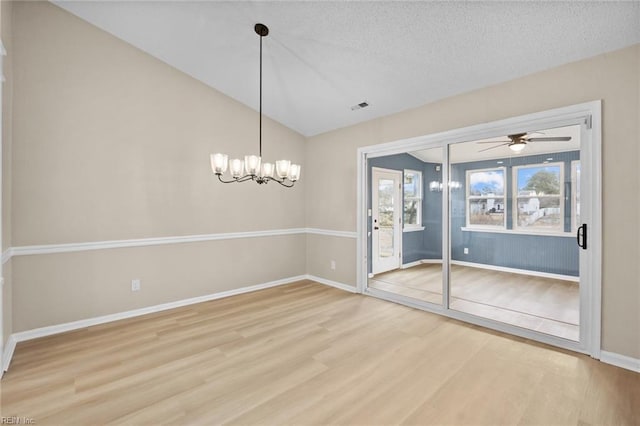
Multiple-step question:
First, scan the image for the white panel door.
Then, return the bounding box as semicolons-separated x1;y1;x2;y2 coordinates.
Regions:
372;168;402;274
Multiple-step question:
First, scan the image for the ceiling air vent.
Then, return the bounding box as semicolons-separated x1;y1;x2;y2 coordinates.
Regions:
351;101;369;111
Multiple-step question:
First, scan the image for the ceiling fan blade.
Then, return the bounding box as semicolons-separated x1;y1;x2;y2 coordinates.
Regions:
478;142;510;153
477;140;511;144
527;136;572;142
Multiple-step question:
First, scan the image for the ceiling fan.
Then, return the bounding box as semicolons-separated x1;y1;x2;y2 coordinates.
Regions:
477;132;572;153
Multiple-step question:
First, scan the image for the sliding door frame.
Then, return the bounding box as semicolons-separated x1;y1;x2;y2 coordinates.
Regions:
356;100;602;358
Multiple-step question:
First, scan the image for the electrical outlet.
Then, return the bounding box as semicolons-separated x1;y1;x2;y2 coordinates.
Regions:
330;260;336;270
463;248;469;255
131;279;141;292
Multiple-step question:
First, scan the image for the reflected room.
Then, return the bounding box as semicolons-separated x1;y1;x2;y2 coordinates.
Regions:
367;125;581;341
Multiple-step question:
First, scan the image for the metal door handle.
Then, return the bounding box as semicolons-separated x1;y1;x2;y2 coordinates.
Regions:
374;226;379;230
577;224;587;250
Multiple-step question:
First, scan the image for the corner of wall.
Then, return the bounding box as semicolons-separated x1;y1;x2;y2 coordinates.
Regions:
1;0;14;356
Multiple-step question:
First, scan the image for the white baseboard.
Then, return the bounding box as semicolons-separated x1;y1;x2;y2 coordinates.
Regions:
305;275;357;293
2;335;16;372
3;271;635;376
600;350;640;373
451;260;579;282
1;274;357;373
10;275;307;344
402;259;442;269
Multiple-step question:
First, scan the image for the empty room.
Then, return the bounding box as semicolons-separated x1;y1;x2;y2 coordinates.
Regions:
0;1;639;424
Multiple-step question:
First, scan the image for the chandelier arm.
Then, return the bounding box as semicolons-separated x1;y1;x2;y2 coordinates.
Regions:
216;174;254;183
236;175;257;183
266;176;295;188
217;174;240;183
217;173;294;187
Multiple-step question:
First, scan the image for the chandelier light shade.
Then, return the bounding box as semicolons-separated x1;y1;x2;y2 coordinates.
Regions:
210;23;300;188
429;181;443;192
428;181;461;192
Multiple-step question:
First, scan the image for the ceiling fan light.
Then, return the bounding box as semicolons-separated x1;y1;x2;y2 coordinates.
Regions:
509;143;526;153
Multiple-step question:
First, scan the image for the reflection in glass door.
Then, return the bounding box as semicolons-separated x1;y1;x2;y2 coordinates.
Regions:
448;125;582;341
368;150;443;305
371;168;402;274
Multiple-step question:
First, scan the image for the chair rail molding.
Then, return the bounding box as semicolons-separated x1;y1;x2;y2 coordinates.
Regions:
1;227;357;263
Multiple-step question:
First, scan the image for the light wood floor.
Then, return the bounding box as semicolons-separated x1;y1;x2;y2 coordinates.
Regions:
369;264;579;341
2;281;638;425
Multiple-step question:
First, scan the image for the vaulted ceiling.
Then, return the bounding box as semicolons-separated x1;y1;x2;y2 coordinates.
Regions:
53;1;640;137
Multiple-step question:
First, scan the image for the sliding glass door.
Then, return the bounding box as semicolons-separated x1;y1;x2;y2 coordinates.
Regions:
361;102;599;354
448;124;582;341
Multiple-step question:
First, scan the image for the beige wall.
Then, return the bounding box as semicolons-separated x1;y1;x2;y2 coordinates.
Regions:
306;234;356;286
8;2;306;332
306;44;640;359
2;1;639;362
13;235;305;332
12;1;305;246
1;0;11;252
2;0;14;350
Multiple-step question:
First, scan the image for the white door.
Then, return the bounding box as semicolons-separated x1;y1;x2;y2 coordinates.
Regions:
372;168;402;274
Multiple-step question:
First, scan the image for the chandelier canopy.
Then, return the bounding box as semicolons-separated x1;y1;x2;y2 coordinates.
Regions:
210;23;300;188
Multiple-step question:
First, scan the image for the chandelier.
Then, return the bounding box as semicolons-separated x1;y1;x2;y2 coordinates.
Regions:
210;23;300;188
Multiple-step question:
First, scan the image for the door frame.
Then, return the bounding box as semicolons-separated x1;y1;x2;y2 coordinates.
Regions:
356;100;602;358
0;40;6;375
371;167;403;275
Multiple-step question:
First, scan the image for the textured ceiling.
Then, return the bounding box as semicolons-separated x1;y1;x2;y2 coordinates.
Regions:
53;1;640;137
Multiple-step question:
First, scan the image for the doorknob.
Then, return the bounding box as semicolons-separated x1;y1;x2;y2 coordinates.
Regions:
374;226;379;230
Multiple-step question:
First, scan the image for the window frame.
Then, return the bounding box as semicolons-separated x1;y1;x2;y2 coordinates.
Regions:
512;162;565;234
572;160;581;233
465;166;507;230
403;169;423;231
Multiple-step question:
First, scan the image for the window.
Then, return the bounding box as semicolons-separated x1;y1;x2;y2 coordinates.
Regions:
466;168;506;228
403;169;422;229
513;163;563;232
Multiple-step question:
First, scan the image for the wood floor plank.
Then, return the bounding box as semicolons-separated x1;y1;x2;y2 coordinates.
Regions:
369;263;579;340
1;280;637;425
